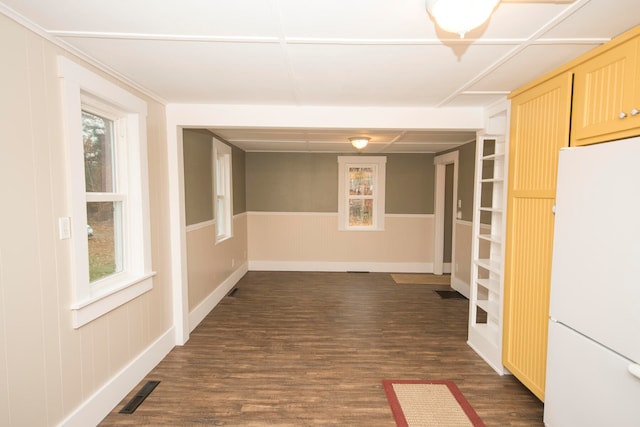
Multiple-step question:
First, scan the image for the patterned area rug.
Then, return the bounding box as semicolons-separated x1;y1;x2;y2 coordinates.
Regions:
390;274;451;285
382;380;485;427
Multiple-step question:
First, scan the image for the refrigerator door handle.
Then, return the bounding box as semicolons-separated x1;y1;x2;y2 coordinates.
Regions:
629;364;640;380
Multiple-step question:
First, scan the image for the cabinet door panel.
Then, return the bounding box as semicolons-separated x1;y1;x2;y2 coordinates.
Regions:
504;72;572;401
572;38;638;145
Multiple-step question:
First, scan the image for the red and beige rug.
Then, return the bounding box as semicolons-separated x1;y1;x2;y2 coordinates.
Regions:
382;380;485;427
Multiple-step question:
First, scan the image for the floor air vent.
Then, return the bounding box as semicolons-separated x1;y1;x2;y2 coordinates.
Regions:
435;290;466;299
119;380;160;414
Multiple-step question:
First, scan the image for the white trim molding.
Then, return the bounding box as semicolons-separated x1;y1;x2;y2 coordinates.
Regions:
248;261;433;273
58;56;155;328
185;219;216;233
433;151;459;277
337;156;387;231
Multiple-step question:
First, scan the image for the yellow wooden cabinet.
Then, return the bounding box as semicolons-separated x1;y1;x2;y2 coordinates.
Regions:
501;25;640;402
503;72;573;401
572;36;640;145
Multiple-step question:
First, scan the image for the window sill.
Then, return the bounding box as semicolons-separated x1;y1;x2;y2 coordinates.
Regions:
215;233;233;245
339;227;385;232
70;272;155;328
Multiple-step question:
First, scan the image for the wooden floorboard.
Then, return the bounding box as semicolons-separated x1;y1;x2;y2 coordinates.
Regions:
100;271;543;426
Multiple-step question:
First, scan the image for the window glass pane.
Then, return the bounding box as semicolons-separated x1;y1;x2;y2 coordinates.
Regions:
349;199;373;227
349;167;374;196
87;201;123;282
216;197;225;236
216;155;225;196
82;110;115;193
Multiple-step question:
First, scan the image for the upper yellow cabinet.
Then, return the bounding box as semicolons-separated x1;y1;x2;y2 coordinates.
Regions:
571;36;640;146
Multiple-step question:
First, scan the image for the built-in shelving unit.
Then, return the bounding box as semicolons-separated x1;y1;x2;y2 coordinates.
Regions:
468;135;508;374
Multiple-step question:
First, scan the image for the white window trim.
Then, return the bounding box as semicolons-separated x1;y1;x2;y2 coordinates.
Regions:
337;156;386;231
58;57;155;328
213;137;233;243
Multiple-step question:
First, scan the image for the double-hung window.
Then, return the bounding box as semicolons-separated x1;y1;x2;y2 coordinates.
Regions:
59;57;154;328
82;105;124;282
213;138;233;242
337;156;386;231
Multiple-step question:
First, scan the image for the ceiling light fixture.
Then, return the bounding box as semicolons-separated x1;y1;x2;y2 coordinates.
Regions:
426;0;499;38
349;137;370;150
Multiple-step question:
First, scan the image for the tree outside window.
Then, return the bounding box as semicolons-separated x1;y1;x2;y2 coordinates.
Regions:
82;110;123;282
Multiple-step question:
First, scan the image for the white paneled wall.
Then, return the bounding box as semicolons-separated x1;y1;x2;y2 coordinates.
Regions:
0;14;174;427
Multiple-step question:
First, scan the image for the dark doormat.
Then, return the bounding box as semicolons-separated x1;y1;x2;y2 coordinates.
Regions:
435;290;467;299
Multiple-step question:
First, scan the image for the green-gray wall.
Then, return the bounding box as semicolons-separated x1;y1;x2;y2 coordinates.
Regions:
183;129;213;226
444;163;454;262
182;129;247;226
245;153;338;212
385;153;434;214
457;141;476;222
245;153;435;214
231;144;246;215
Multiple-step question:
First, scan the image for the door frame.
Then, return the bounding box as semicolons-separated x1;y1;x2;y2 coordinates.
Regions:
433;151;458;279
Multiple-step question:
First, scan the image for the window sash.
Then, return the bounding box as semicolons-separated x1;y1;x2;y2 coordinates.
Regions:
337;156;386;231
213;139;232;242
59;56;154;328
86;200;125;283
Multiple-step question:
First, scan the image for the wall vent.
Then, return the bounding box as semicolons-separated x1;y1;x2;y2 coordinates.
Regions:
119;380;160;414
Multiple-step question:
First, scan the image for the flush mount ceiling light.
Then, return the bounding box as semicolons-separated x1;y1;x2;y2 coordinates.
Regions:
349;137;370;150
426;0;499;38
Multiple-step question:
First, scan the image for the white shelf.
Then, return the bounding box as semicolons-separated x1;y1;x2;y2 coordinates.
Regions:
470;320;500;343
476;258;502;274
482;153;505;161
477;299;500;318
478;234;502;244
479;207;503;213
468;133;508;376
477;278;500;294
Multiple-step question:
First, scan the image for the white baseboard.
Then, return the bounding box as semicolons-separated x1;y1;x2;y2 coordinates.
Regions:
188;262;248;333
248;261;433;273
467;338;507;376
58;327;175;427
443;262;451;274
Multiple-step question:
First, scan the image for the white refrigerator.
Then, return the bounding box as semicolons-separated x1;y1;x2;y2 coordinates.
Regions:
544;136;640;427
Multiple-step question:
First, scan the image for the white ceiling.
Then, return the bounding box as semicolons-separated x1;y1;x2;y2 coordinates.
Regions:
2;0;638;152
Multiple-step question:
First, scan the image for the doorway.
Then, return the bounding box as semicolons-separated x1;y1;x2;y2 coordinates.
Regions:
433;151;465;296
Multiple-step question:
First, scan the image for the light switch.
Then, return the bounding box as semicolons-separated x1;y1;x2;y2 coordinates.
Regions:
457;199;462;208
59;217;71;240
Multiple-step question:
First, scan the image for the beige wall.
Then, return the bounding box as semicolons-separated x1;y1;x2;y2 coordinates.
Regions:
0;15;173;426
186;214;248;310
453;221;473;286
182;129;249;314
248;213;434;271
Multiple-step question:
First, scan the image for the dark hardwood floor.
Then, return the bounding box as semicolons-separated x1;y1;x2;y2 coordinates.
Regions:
100;271;544;426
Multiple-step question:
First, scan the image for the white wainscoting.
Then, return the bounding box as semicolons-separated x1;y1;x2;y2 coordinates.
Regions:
188;262;249;332
452;220;473;296
58;328;175;427
247;212;434;273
